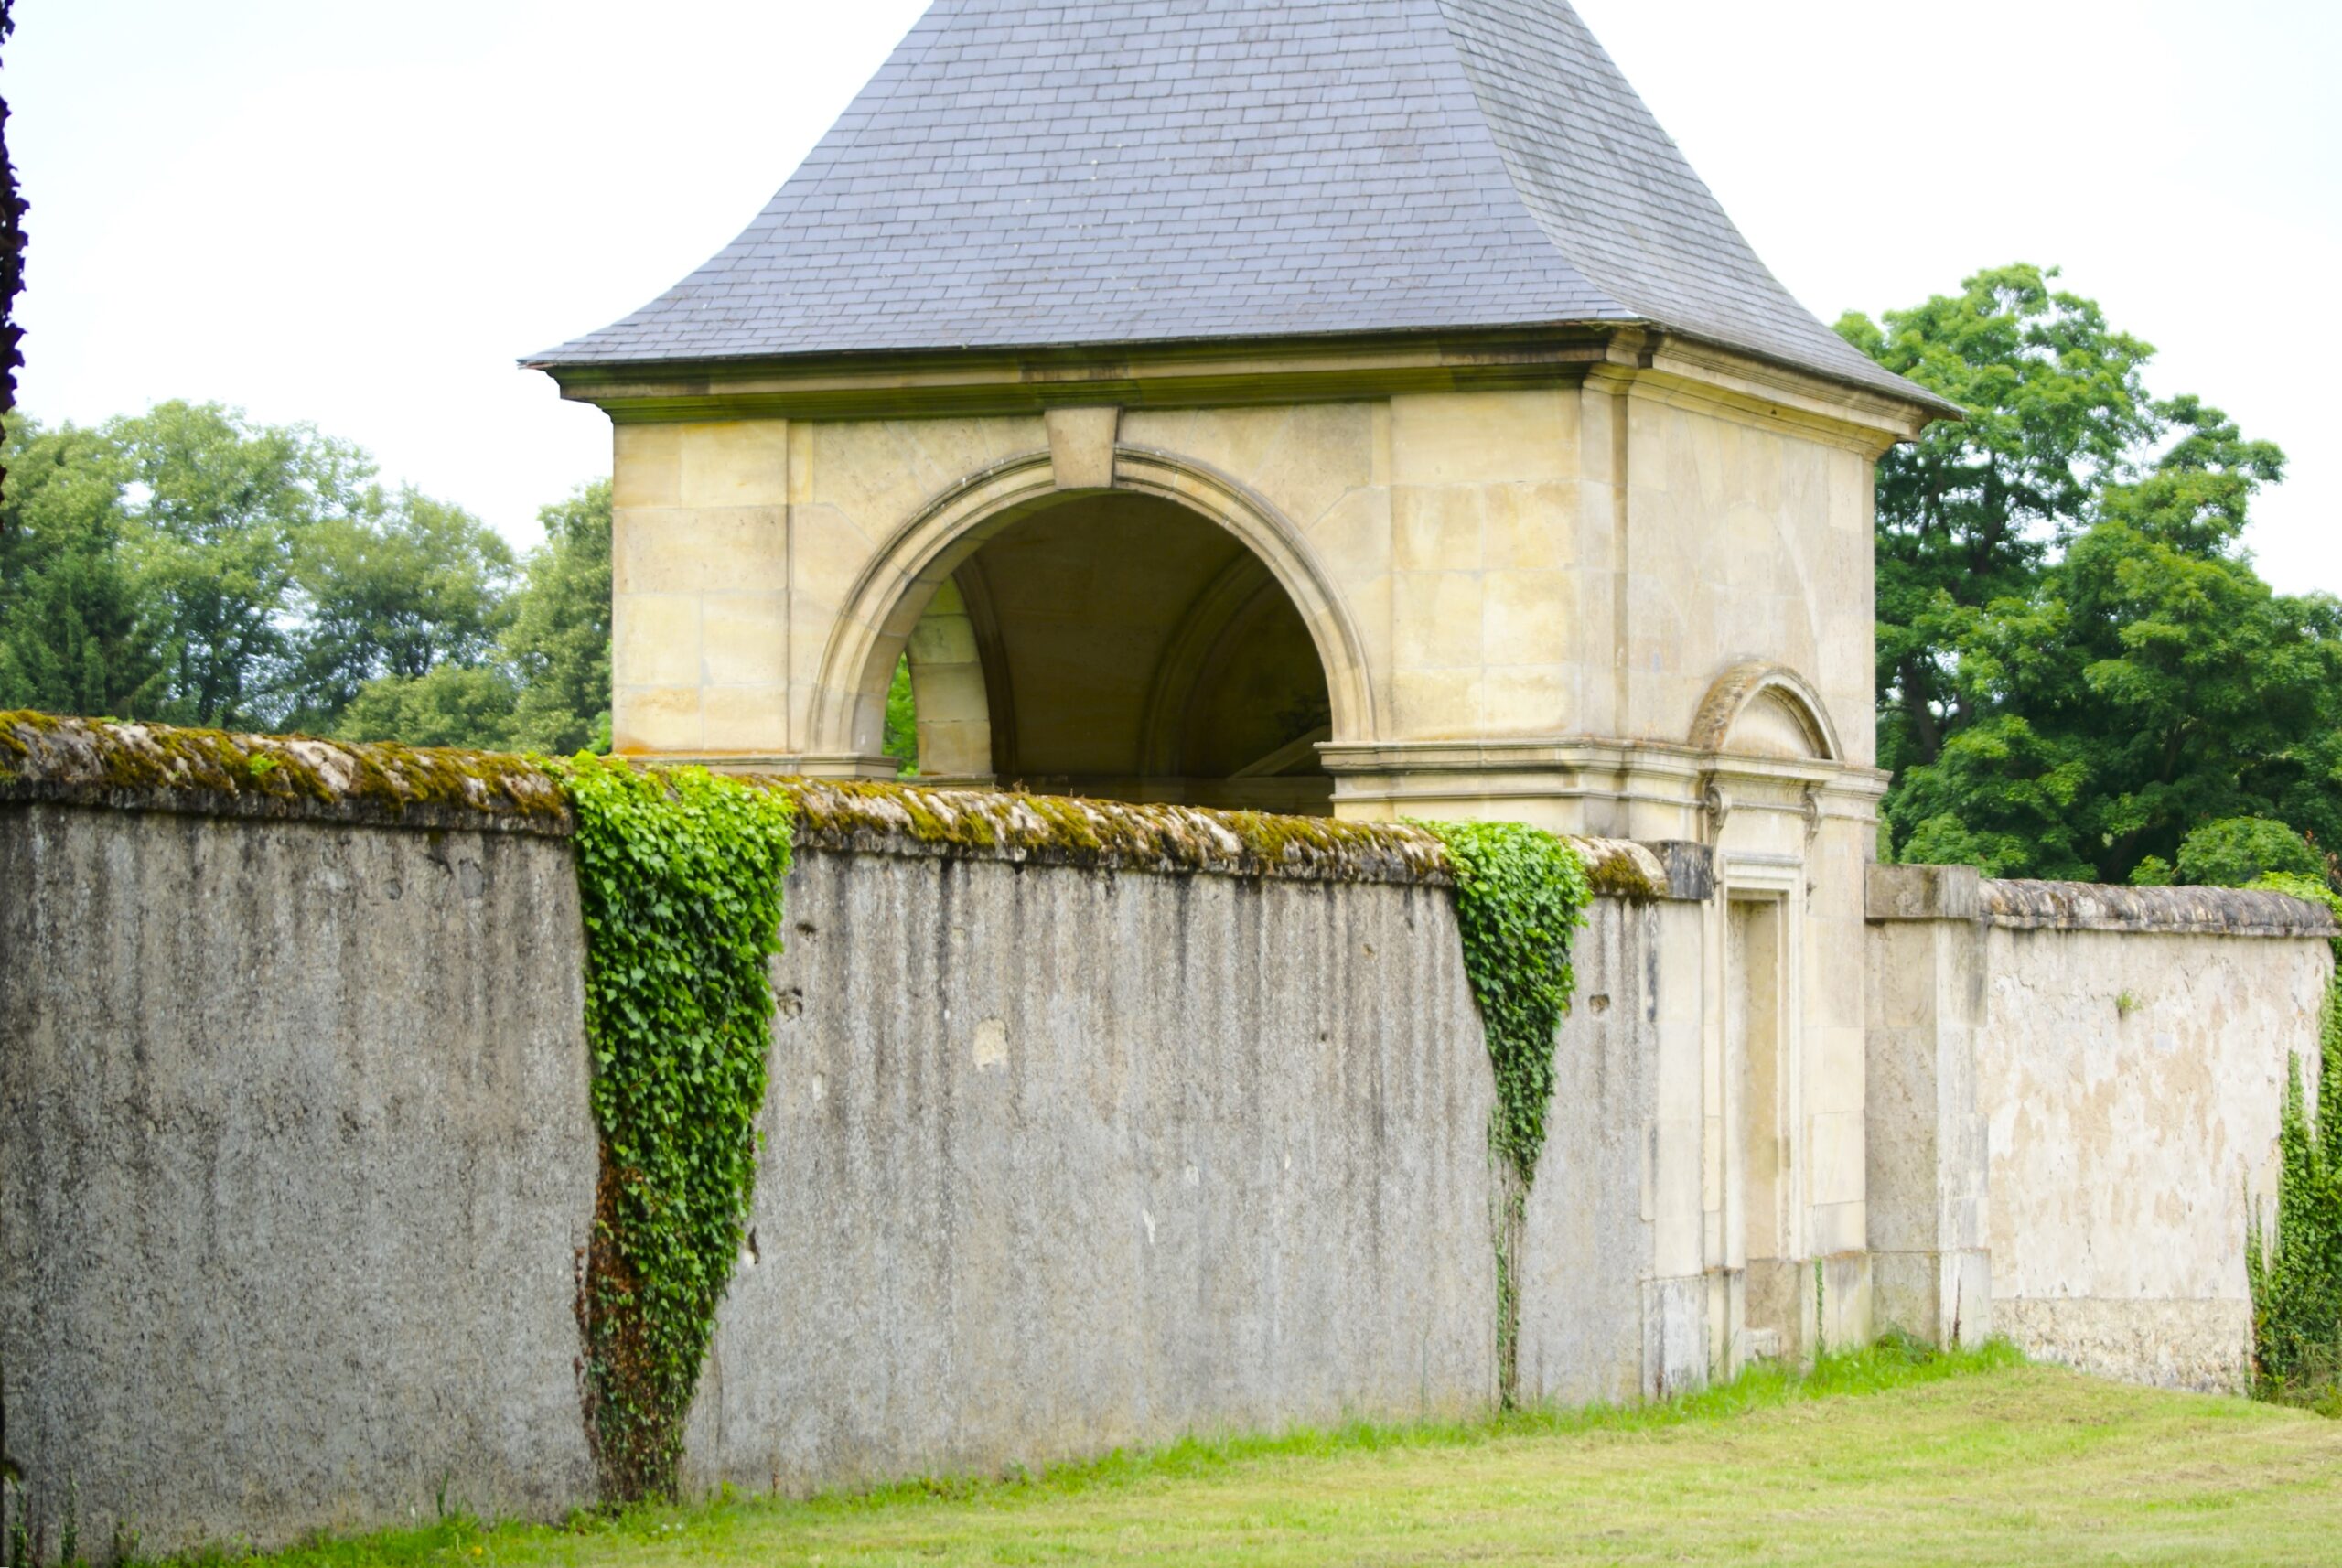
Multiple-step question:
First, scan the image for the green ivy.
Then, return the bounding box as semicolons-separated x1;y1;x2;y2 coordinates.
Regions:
2246;872;2342;1406
553;755;795;1500
1424;822;1593;1183
1423;821;1592;1406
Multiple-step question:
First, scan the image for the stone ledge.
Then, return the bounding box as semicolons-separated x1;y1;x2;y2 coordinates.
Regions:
0;711;574;835
1867;861;2336;937
0;712;1692;895
777;776;1455;885
1982;878;2337;938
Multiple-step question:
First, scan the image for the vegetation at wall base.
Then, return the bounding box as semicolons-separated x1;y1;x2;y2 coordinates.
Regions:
2247;872;2342;1411
129;1340;2342;1568
555;756;795;1501
1421;820;1591;1406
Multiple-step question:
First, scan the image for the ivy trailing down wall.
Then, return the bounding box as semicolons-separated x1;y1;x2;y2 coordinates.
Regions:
555;756;796;1501
2247;873;2342;1405
1423;821;1593;1406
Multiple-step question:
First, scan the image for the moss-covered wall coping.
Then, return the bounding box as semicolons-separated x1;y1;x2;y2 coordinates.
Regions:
0;712;1687;895
0;710;574;834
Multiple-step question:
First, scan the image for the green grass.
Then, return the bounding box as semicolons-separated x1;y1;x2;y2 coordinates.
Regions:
169;1339;2342;1567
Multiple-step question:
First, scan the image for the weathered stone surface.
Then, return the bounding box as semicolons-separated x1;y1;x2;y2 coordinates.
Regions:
1517;898;1660;1406
682;847;1507;1492
1867;883;2333;1387
0;710;572;833
1974;923;2329;1391
1993;1298;2255;1395
0;804;597;1557
1982;879;2337;937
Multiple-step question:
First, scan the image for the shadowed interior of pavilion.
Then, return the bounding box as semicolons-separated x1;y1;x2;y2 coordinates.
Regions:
895;491;1335;815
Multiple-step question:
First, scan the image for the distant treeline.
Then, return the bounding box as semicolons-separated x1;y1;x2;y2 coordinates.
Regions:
0;402;609;754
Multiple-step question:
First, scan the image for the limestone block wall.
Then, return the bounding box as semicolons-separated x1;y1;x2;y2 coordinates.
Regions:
600;360;1896;818
1864;866;2337;1389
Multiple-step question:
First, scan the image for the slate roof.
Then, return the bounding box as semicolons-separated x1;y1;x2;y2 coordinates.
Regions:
530;0;1938;408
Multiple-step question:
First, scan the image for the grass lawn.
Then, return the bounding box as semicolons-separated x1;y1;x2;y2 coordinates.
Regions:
223;1343;2342;1568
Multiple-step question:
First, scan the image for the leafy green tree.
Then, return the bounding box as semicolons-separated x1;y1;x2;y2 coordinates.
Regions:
1844;270;2342;886
332;665;521;749
0;415;165;715
2174;819;2326;888
285;489;515;729
111;401;376;727
502;479;612;755
1837;264;2158;777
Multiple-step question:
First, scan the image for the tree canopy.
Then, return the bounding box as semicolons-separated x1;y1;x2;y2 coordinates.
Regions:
0;404;609;751
1841;265;2341;890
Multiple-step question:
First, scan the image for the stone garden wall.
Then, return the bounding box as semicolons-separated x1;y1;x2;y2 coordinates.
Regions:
4;714;2333;1558
0;718;1681;1556
1866;865;2336;1390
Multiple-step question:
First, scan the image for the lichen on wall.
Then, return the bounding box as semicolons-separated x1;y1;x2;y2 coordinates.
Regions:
0;709;570;832
0;711;1671;897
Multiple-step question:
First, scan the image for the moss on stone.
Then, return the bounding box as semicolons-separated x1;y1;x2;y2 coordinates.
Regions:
769;776;1454;885
1578;841;1664;900
0;713;1672;897
0;710;571;831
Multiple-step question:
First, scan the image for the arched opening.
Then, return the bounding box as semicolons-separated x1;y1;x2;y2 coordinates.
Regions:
886;490;1336;814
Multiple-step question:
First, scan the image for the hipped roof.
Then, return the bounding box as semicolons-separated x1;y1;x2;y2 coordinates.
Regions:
532;0;1946;413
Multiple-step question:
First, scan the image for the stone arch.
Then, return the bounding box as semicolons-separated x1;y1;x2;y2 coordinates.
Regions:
811;445;1375;766
1689;660;1842;762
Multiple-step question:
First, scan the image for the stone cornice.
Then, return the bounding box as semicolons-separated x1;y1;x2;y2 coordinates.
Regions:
536;323;1944;448
1320;735;1889;795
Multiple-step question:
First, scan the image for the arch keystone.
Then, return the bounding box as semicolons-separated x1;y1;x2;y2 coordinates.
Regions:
1044;407;1122;489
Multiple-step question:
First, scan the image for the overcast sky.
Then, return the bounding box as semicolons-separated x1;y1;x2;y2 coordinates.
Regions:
10;2;2337;592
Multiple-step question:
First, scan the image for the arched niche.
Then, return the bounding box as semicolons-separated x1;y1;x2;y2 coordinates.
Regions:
1690;660;1842;762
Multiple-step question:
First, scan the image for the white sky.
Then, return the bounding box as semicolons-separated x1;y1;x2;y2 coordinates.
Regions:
10;1;2337;592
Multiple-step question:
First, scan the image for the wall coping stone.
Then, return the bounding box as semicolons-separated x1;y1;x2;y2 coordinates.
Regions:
0;712;1703;895
1865;860;2336;938
1981;878;2337;938
0;710;575;835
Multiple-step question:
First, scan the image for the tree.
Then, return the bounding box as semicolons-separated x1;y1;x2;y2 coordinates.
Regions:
0;0;27;510
501;479;611;755
1843;269;2342;886
0;416;165;716
332;664;521;750
883;654;917;775
112;401;377;728
285;488;515;730
1837;264;2159;780
2174;819;2325;889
